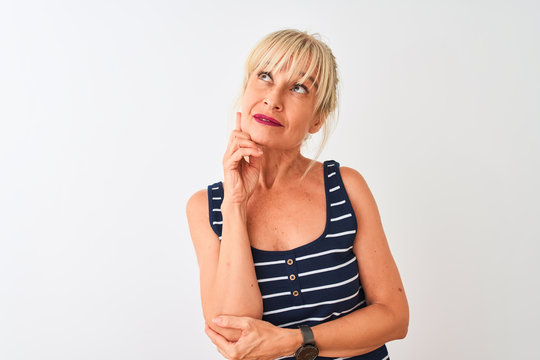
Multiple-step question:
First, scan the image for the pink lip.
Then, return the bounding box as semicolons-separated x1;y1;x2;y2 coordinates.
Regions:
253;113;283;127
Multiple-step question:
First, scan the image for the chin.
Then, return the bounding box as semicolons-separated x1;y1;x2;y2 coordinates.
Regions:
249;133;273;147
246;127;270;145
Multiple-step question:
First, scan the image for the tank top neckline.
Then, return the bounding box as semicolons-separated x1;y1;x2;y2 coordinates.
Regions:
217;159;334;255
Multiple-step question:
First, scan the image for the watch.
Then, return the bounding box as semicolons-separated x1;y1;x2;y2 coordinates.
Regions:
294;325;319;360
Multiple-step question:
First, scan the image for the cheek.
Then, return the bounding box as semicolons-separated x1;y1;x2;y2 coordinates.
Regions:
240;102;253;124
241;91;257;111
293;107;315;131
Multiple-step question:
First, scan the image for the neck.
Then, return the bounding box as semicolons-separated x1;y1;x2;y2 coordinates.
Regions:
256;147;309;190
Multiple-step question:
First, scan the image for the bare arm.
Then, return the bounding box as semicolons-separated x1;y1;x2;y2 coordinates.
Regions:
186;191;262;342
311;166;409;356
186;112;264;342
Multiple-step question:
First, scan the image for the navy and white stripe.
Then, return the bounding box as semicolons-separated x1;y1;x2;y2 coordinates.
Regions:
207;160;389;360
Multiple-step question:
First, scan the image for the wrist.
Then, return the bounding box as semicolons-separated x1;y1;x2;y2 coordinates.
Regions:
220;200;247;219
295;325;319;360
278;328;303;358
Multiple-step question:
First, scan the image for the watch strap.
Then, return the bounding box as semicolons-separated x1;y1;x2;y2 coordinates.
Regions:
299;325;315;346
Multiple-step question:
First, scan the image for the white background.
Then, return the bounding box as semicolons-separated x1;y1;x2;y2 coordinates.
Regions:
1;1;539;359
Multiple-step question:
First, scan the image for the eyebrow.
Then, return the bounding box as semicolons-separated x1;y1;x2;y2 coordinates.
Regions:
262;69;319;90
298;72;319;90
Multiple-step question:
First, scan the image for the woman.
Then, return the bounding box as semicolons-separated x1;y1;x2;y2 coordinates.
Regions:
186;29;409;360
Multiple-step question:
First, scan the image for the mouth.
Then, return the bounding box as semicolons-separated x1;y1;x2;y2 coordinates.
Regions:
253;113;283;127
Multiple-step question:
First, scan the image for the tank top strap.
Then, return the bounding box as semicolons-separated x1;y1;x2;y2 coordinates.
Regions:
207;181;224;239
323;160;358;236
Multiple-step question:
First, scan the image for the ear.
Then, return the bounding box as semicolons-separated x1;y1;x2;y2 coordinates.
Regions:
308;115;324;134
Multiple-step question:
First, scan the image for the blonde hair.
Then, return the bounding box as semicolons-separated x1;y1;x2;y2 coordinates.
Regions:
232;29;340;178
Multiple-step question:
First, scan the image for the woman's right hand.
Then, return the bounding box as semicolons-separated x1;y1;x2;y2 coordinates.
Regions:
222;112;263;206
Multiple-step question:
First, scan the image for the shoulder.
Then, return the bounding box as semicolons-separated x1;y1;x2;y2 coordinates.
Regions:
339;166;371;197
185;188;221;274
186;188;208;219
339;165;381;219
186;187;222;246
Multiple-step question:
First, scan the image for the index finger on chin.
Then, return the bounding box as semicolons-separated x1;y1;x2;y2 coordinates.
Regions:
235;112;241;131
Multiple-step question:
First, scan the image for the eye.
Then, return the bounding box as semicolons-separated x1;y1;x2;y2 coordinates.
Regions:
292;83;309;94
258;72;272;82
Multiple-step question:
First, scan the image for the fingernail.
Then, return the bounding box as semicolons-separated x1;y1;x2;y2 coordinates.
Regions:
212;317;221;324
257;147;263;153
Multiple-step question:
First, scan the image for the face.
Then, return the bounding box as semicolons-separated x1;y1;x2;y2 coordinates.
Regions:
240;65;322;150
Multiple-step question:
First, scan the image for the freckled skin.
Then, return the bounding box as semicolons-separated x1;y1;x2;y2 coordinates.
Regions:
246;165;326;251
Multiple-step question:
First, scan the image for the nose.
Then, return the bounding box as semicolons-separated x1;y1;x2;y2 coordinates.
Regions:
263;93;283;111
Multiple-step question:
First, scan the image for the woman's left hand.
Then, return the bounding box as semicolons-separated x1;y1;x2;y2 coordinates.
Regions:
204;315;299;360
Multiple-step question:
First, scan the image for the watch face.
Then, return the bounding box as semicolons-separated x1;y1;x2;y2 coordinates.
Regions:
296;344;319;360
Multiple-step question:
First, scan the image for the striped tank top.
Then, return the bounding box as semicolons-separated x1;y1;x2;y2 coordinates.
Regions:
207;160;389;360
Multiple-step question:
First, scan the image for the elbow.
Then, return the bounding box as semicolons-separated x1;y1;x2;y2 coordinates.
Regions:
203;302;263;343
396;313;409;339
392;291;409;340
380;301;409;340
393;304;409;340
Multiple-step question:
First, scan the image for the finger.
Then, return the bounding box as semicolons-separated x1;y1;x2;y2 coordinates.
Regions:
212;315;251;330
205;324;235;357
234;138;260;150
229;129;250;140
247;149;262;170
226;130;250;147
225;138;261;158
204;323;218;345
235;112;241;131
205;323;232;345
224;145;262;169
227;147;264;165
217;346;230;359
225;130;251;155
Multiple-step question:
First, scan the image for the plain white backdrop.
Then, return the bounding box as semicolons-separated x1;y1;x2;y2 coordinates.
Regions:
1;1;539;359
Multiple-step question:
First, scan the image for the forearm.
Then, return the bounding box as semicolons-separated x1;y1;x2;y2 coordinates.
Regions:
210;201;263;317
310;303;407;357
205;201;263;341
